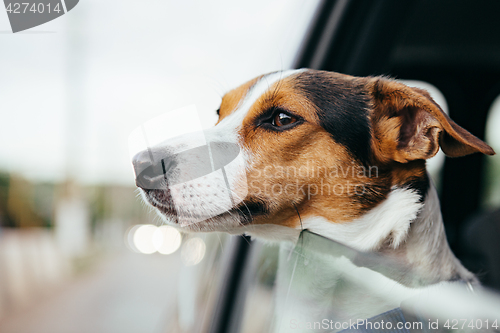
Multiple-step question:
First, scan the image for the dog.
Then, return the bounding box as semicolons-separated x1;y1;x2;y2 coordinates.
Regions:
132;69;494;288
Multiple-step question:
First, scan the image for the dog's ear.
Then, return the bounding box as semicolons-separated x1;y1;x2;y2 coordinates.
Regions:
368;77;495;164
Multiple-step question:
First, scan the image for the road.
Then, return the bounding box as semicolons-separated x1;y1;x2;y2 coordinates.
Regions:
0;251;181;333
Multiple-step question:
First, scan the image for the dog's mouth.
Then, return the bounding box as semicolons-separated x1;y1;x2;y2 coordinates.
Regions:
143;189;177;216
233;201;268;223
142;188;267;227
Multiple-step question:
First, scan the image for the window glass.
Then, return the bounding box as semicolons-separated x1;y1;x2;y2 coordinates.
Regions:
239;242;281;333
271;231;500;333
176;232;230;332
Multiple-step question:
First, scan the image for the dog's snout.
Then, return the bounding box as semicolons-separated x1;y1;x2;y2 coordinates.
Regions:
132;150;176;190
132;150;153;177
132;142;240;190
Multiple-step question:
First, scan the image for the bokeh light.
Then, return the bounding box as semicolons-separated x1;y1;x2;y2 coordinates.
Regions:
132;225;157;254
181;237;206;266
156;226;182;255
128;224;182;255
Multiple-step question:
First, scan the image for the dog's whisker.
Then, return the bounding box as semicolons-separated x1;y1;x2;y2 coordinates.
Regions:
225;188;253;219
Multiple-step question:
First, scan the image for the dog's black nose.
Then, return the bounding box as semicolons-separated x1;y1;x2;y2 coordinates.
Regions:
132;142;241;189
132;150;176;190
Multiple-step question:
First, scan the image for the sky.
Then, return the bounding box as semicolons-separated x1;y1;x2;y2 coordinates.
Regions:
0;0;319;185
1;0;500;187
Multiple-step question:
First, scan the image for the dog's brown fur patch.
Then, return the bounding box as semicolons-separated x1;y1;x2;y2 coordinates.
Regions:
217;76;262;121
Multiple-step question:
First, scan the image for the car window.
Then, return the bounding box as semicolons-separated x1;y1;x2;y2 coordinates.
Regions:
176;232;230;332
238;242;281;333
271;231;500;333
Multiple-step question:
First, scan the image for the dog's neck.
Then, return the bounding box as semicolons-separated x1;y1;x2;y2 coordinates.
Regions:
392;185;477;285
299;183;476;287
243;182;476;287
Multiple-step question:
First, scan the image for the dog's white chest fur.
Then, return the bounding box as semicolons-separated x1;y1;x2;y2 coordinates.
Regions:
301;187;423;252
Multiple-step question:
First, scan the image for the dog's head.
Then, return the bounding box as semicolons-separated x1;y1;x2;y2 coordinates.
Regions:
132;69;494;239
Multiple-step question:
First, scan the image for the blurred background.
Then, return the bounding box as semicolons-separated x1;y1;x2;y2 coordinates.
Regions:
2;1;500;332
0;1;318;332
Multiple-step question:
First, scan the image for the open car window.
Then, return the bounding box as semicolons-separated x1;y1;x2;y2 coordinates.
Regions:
179;231;500;333
273;231;500;332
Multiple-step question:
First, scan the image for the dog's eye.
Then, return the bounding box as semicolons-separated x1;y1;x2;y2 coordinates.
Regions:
272;112;297;127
